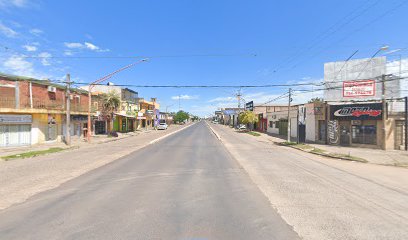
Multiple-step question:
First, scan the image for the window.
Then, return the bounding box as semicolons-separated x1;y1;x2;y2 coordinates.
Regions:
351;125;376;145
269;121;273;128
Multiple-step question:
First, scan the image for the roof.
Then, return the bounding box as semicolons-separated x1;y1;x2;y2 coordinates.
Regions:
0;72;88;95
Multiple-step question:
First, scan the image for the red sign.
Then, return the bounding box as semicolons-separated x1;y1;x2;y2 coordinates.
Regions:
343;80;375;97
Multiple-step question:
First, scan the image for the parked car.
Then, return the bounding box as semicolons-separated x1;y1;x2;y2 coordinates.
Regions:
238;124;247;130
157;123;168;130
212;120;219;124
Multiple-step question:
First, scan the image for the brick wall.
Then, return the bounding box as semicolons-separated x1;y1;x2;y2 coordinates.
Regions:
0;77;90;112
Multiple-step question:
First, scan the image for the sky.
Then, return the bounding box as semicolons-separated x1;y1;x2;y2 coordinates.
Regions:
1;0;408;116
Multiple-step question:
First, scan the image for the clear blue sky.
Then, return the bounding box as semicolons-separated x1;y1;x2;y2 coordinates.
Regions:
1;0;407;116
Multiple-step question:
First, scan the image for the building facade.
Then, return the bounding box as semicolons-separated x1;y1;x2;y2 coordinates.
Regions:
0;73;89;147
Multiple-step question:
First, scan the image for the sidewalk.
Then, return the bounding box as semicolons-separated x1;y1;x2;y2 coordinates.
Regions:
229;125;408;167
0;123;193;210
0;131;141;158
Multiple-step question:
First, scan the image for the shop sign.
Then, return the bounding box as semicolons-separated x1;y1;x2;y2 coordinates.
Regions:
245;101;254;111
137;116;146;120
327;120;339;144
331;103;382;120
343;80;375;97
0;114;32;124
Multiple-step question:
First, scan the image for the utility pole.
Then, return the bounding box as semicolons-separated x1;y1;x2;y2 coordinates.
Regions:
405;96;408;151
65;73;71;146
287;88;292;142
236;89;242;128
381;74;386;150
178;95;181;111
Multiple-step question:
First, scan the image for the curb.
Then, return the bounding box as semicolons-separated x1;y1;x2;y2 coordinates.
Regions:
149;122;197;145
205;121;221;141
278;143;368;163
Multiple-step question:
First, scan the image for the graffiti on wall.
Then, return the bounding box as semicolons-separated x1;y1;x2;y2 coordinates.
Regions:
327;120;339;144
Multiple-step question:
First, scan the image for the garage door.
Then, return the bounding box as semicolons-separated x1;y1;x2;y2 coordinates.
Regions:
0;125;31;147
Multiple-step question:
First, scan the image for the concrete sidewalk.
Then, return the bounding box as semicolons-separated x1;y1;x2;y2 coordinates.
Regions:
0;131;141;158
307;143;408;167
0;123;194;210
225;125;408;167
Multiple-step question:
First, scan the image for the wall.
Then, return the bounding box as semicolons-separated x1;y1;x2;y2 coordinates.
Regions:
324;57;390;102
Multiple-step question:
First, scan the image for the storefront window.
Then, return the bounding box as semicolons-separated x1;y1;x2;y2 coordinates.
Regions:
351;125;376;145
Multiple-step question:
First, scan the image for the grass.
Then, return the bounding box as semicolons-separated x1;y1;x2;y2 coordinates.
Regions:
279;142;312;150
310;147;326;154
1;147;66;161
278;142;368;163
246;131;261;136
327;153;368;162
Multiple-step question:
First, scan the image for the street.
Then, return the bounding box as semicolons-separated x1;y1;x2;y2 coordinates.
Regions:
0;121;299;240
211;123;408;240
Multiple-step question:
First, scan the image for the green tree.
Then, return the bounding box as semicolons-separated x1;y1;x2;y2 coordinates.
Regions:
174;111;189;123
308;97;323;103
238;111;259;130
102;90;121;131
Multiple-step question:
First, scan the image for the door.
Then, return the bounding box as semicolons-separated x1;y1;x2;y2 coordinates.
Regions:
47;124;57;141
0;124;31;147
340;124;350;146
395;121;405;150
298;124;306;143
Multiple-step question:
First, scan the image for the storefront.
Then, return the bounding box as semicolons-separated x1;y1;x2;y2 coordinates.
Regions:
328;103;383;148
0;114;32;147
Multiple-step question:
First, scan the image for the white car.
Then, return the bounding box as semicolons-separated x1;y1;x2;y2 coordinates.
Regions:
157;123;168;130
238;124;247;130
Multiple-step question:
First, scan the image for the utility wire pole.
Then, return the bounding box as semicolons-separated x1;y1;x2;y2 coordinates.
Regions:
236;88;242;128
65;73;71;146
381;74;387;150
178;95;181;111
287;88;292;142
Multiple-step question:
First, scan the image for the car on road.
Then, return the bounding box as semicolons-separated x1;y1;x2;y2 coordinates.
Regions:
212;120;219;124
157;123;168;130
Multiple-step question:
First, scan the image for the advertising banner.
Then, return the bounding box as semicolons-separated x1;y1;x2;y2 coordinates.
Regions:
343;80;375;97
0;115;32;124
245;101;254;111
330;103;382;120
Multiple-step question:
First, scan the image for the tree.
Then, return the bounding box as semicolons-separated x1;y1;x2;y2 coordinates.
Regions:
238;111;259;130
174;111;189;123
101;90;121;132
308;97;323;103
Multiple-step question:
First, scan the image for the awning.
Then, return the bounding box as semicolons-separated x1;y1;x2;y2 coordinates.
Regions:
113;113;136;119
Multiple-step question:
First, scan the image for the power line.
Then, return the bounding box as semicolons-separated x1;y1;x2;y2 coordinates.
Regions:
288;0;408;70
272;0;382;74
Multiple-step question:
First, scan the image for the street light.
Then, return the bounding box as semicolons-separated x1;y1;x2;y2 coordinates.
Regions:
355;45;389;80
165;104;174;113
87;58;148;142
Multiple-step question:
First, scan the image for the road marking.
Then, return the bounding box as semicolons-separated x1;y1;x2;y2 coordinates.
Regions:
149;122;197;145
205;121;221;141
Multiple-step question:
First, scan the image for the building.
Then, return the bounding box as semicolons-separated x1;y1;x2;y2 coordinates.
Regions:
138;98;160;129
219;108;243;127
323;57;406;149
81;83;139;133
0;73;90;147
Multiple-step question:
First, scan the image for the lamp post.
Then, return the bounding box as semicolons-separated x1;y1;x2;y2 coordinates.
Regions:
355;45;389;80
87;58;148;142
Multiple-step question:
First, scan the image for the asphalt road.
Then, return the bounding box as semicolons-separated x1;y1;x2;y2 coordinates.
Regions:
0;121;300;240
